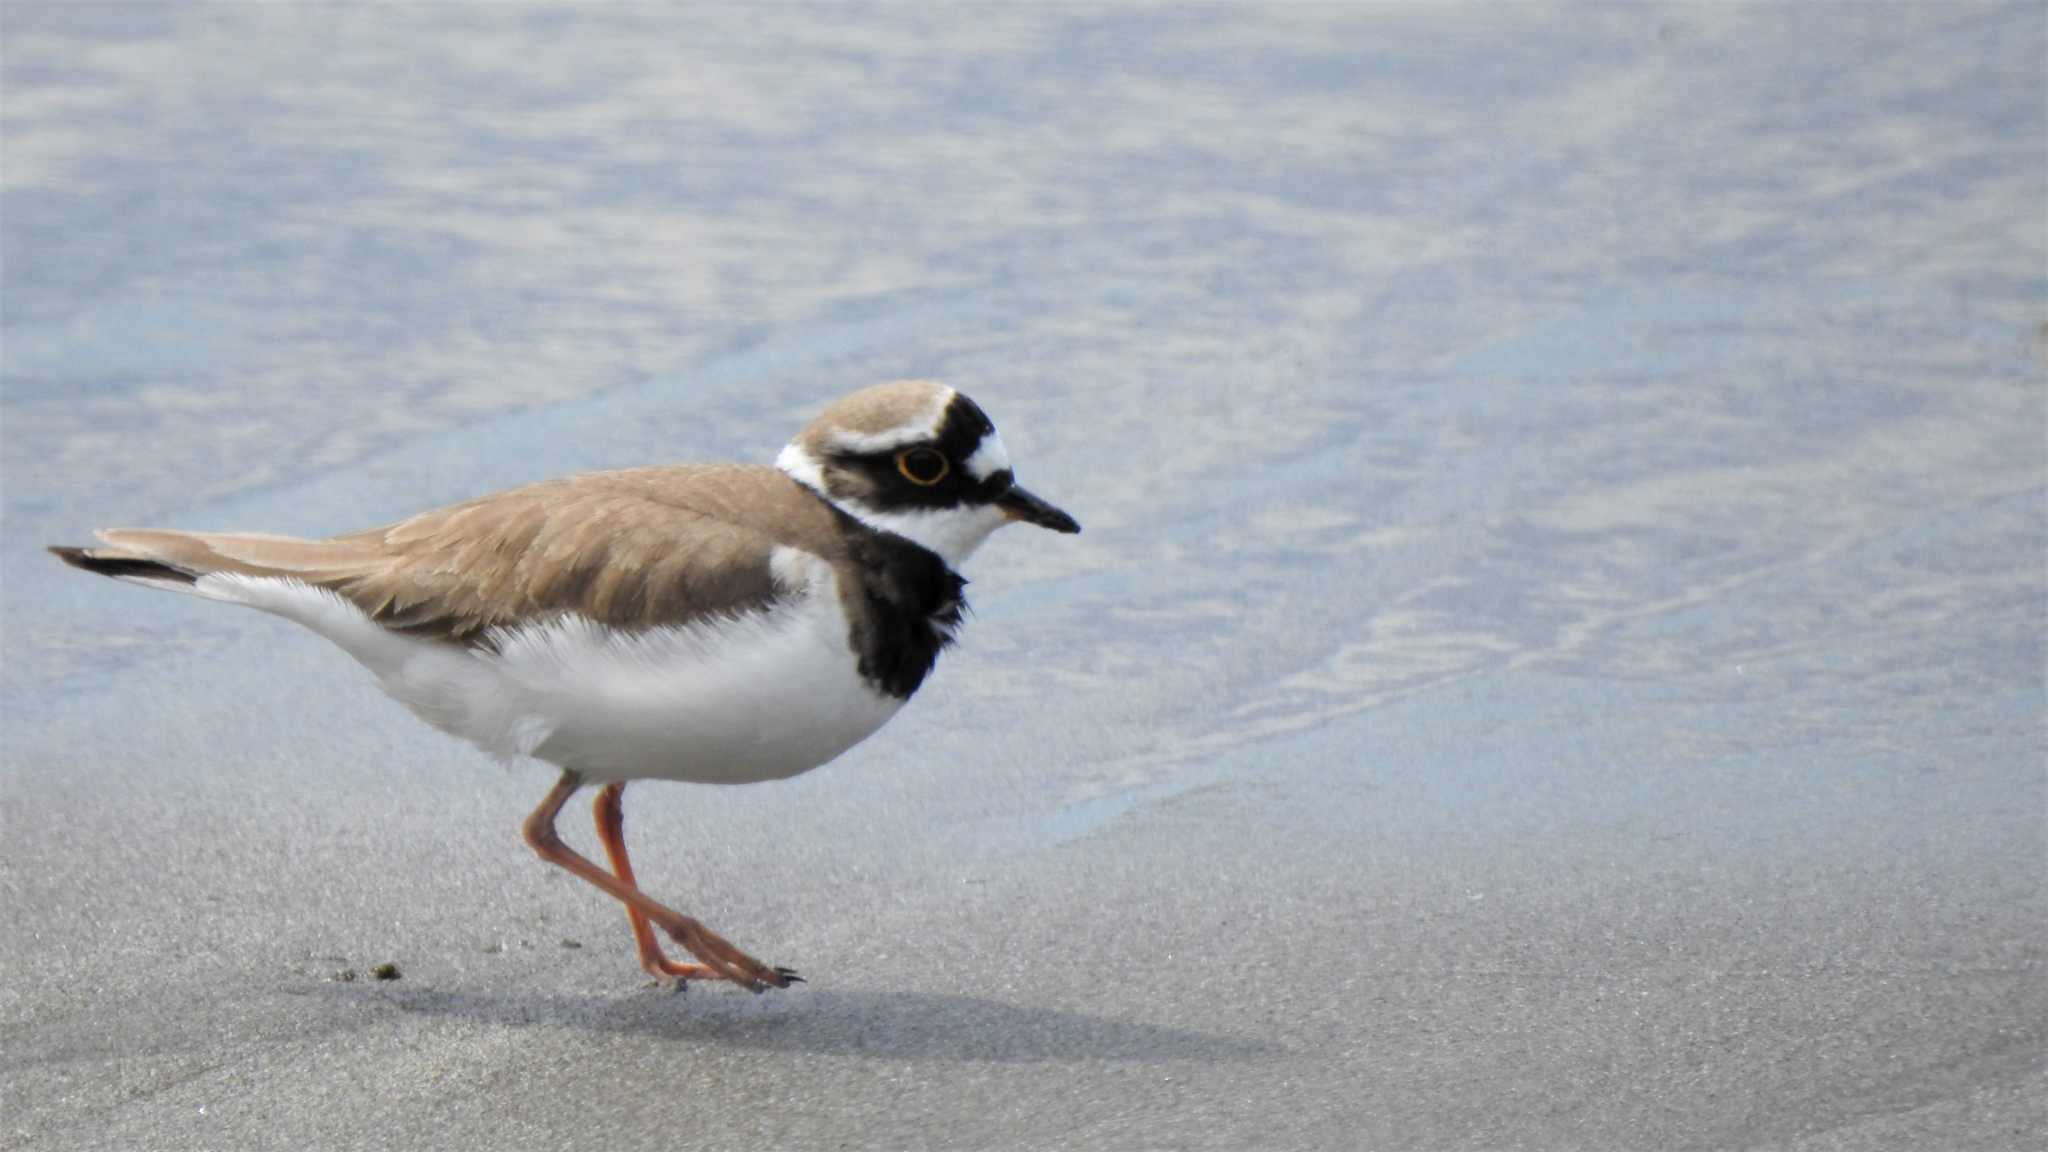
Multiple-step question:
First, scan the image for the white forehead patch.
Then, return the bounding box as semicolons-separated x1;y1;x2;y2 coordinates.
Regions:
824;386;955;454
965;430;1011;481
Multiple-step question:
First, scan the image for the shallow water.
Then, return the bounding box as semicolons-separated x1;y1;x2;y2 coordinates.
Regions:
4;5;2043;1149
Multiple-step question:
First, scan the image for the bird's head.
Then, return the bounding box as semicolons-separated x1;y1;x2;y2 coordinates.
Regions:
776;380;1079;566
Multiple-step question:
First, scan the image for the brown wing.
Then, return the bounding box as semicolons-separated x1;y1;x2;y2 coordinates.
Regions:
81;465;847;645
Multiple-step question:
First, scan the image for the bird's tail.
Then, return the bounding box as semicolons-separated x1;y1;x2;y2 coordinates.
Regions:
49;543;197;587
49;528;352;598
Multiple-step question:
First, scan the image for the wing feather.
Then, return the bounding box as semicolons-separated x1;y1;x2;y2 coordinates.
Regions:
84;465;845;645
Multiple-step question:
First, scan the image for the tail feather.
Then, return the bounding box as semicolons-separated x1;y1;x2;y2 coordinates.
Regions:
50;528;375;600
48;545;199;586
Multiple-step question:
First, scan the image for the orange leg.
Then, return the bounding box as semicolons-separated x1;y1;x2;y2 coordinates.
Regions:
522;770;799;991
592;782;720;984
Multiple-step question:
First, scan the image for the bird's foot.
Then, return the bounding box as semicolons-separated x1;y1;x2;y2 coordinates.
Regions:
639;947;799;992
660;917;802;991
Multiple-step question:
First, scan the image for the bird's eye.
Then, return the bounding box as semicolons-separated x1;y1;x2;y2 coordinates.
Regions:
896;447;950;486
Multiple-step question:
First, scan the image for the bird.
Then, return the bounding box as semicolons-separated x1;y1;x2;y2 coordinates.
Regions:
50;380;1080;991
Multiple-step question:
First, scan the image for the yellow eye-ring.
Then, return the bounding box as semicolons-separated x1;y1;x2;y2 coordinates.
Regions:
896;447;950;486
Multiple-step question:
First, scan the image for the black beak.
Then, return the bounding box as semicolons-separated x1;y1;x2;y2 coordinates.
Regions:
997;485;1080;534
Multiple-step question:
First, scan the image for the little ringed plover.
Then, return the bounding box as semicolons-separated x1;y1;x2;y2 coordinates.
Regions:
51;380;1080;991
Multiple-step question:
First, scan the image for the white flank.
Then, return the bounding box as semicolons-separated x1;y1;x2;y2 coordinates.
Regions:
195;560;903;785
192;572;545;756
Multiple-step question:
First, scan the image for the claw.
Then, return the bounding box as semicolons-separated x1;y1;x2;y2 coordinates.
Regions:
742;967;802;993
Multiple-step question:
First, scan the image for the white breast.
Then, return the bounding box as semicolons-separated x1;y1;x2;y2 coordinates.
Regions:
195;551;904;785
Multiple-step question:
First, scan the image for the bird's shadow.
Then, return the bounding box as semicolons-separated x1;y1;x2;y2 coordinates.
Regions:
324;982;1275;1065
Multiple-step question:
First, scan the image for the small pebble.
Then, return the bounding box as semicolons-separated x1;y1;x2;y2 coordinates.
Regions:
371;962;401;981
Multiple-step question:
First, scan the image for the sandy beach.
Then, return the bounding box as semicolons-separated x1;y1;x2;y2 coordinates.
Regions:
4;5;2043;1149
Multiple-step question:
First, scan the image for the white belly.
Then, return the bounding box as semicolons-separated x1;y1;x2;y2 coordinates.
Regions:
195;556;905;785
503;593;905;784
